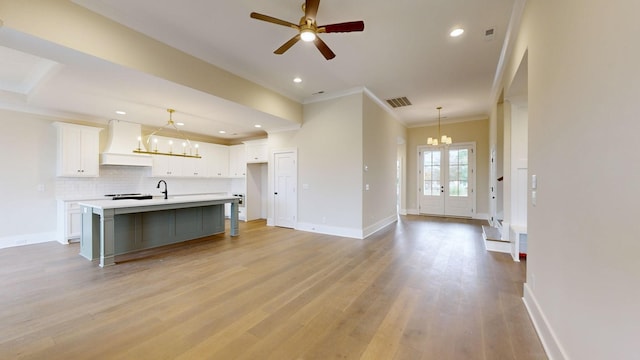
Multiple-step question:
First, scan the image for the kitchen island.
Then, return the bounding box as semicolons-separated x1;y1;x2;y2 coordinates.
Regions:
79;195;240;267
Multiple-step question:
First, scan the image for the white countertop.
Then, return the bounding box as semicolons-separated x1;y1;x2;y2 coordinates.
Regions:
79;194;239;210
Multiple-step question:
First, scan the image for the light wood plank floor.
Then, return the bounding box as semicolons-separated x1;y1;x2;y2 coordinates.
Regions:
0;216;546;359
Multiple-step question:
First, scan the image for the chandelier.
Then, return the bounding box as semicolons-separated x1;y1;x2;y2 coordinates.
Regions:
133;108;202;158
427;106;452;146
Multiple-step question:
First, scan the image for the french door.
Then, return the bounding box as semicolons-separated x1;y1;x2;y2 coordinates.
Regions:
418;143;475;217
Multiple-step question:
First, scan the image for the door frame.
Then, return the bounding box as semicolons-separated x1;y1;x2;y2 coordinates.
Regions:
417;142;477;217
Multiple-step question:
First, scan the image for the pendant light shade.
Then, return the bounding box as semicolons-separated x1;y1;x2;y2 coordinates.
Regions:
427;106;452;146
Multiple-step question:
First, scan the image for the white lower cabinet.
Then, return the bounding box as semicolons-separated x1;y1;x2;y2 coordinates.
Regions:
57;200;89;243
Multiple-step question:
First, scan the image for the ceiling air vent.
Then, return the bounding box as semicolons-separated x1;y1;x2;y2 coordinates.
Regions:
386;97;412;108
484;27;495;41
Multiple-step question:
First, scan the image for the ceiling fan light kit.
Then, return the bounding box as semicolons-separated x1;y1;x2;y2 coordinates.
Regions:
250;0;364;60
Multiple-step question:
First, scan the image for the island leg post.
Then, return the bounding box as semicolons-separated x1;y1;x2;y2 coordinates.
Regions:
230;199;239;236
99;209;116;267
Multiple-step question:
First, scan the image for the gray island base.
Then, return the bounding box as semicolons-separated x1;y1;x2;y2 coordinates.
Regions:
79;195;240;267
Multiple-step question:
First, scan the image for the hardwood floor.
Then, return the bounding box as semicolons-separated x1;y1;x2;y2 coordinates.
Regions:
0;216;546;359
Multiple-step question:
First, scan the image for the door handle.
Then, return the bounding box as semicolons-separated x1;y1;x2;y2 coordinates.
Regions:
274;192;278;195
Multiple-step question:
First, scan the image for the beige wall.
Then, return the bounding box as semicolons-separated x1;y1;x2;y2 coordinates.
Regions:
506;0;640;358
362;94;406;230
269;90;406;237
269;93;364;233
406;119;490;217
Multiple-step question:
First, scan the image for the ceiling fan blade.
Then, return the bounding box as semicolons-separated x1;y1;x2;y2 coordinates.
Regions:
250;12;299;29
305;0;320;21
320;21;365;33
313;36;336;60
274;34;301;54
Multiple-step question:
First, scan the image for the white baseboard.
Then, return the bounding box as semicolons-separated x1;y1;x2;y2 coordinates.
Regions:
0;231;57;249
523;283;567;360
406;209;419;215
295;222;363;239
362;215;397;238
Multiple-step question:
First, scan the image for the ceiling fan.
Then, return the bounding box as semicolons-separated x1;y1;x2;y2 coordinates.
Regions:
250;0;364;60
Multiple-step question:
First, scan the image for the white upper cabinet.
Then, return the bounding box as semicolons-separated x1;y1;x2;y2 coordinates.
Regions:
229;144;246;177
209;144;229;177
244;139;268;163
53;122;102;177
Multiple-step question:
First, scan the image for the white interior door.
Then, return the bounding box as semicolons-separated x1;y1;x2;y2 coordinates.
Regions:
274;151;297;228
419;144;475;217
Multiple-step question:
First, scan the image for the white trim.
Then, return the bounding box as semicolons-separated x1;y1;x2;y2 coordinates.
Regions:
523;283;567;360
362;215;398;238
406;208;419;215
302;86;365;104
489;0;527;103
0;231;57;249
407;115;488;128
483;239;511;253
295;222;363;239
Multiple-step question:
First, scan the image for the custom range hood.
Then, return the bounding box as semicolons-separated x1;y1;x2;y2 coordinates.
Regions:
100;120;153;166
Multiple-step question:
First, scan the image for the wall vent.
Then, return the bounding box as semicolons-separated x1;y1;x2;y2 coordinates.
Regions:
386;97;412;108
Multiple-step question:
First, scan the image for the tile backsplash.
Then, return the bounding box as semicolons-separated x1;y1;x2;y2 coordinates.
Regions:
55;165;233;200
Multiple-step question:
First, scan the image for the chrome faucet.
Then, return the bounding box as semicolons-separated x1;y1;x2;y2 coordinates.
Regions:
157;180;168;200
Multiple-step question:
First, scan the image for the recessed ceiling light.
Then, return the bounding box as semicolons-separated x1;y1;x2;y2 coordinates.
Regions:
219;130;227;134
450;28;464;37
176;122;185;126
115;110;126;115
254;124;262;128
293;77;302;83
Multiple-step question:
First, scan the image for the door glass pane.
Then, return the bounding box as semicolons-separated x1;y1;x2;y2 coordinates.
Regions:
448;149;469;198
423;150;441;196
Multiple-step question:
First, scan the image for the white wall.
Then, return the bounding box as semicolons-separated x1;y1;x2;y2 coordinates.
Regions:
0;110;57;243
504;1;640;358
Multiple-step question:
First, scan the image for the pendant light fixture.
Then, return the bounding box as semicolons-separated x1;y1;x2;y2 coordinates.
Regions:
427;106;452;146
133;108;201;158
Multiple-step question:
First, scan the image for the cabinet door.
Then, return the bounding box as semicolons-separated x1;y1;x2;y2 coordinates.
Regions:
59;127;83;176
229;144;246;177
245;140;268;163
183;156;207;177
67;203;82;240
209;145;229;177
79;128;100;176
152;155;182;177
54;122;101;177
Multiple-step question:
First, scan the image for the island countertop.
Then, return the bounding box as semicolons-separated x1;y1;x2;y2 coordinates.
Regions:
78;194;240;211
79;194;240;267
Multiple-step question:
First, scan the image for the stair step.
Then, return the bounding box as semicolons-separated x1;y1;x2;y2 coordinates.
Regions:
482;225;508;242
